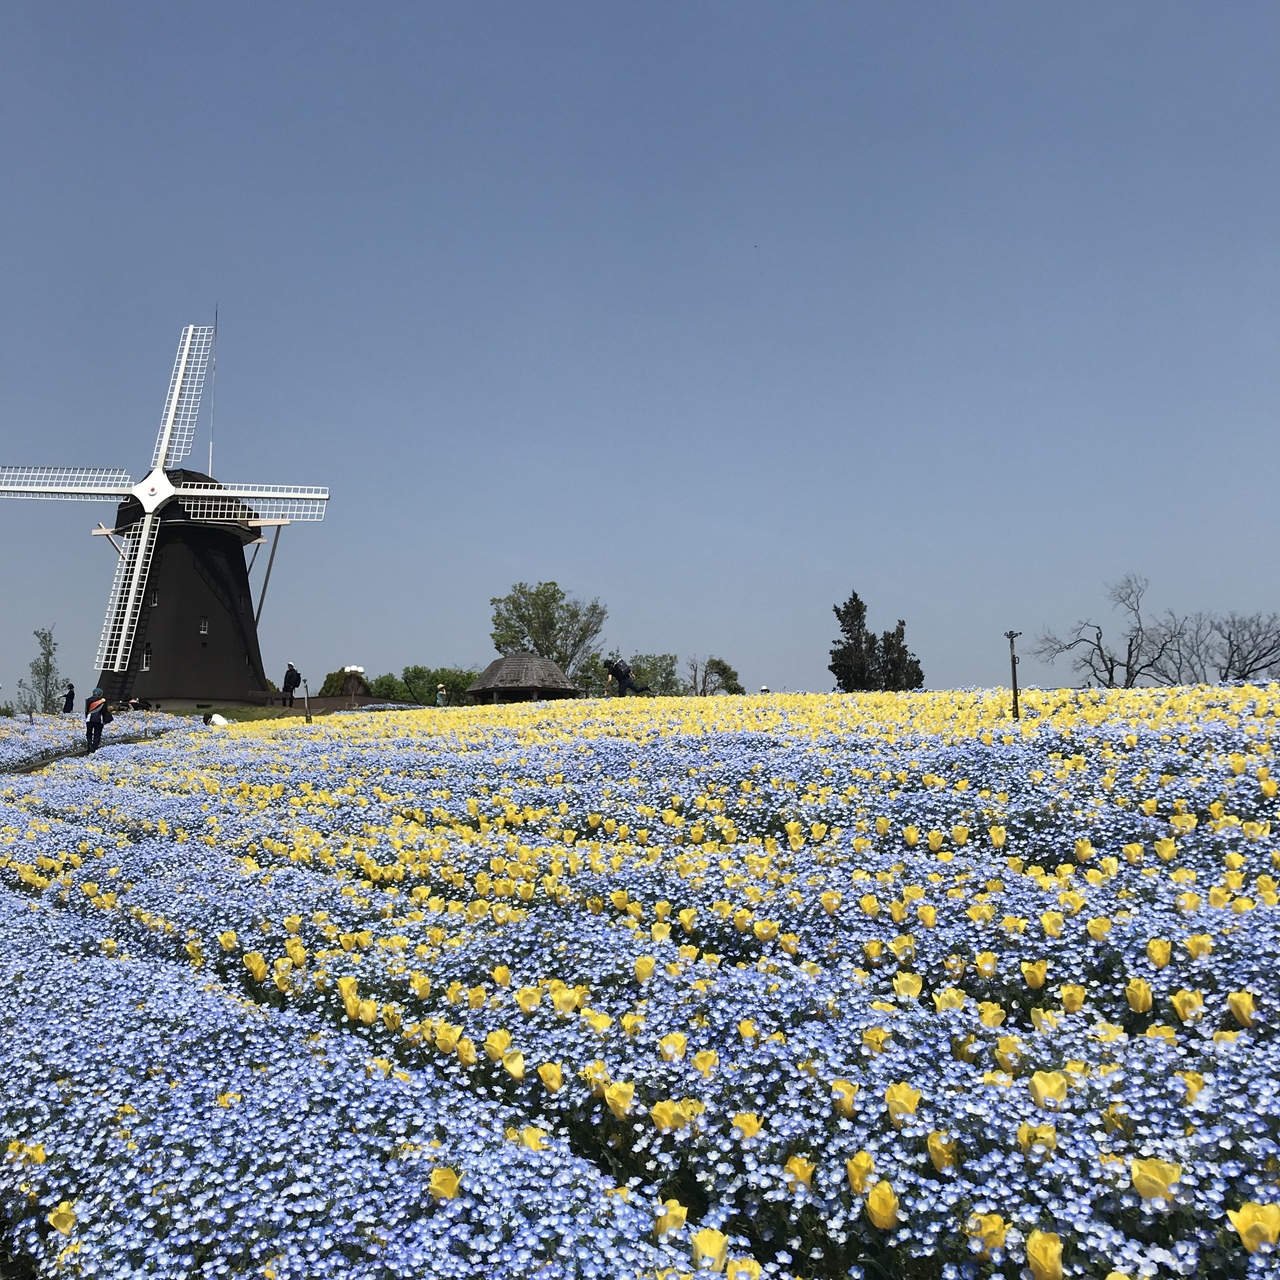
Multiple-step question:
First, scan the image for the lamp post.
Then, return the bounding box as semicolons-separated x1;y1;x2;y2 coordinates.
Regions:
1004;631;1022;720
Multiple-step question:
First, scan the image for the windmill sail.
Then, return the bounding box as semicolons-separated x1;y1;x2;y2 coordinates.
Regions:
152;325;215;470
174;481;329;523
0;466;131;501
95;513;160;673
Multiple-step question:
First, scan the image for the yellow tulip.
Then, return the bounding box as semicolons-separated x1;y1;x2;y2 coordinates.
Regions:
967;1212;1006;1254
1227;1201;1280;1254
1058;984;1086;1013
927;1130;957;1172
46;1201;76;1235
1040;911;1065;938
651;1100;684;1132
1130;1158;1181;1200
1021;960;1048;989
243;952;267;982
1154;837;1177;861
692;1050;719;1078
926;828;944;852
917;904;937;928
831;1079;859;1117
635;955;655;983
691;1227;728;1271
865;1180;900;1229
484;1029;511;1061
933;987;966;1012
1184;933;1213;959
654;1198;686;1237
863;1027;891;1054
1074;838;1094;862
1017;1122;1057;1157
1026;1229;1063;1280
738;1019;758;1040
903;825;920;847
456;1037;477;1067
820;890;842;915
732;1112;762;1139
989;825;1007;849
658;1032;688;1061
951;825;970;846
1146;938;1171;968
860;894;881;918
995;1035;1023;1072
964;1002;1000;1032
846;1150;875;1193
502;1050;524;1080
1029;1071;1067;1110
1175;1070;1203;1103
520;1126;547;1151
356;999;377;1025
1228;991;1256;1027
1125;978;1153;1013
218;930;238;952
890;972;921;1003
1170;989;1204;1024
726;1260;762;1280
885;1082;922;1127
491;964;511;987
429;1167;460;1200
514;986;541;1014
1086;916;1112;941
784;1154;815;1189
678;906;697;933
552;987;579;1016
604;1081;634;1119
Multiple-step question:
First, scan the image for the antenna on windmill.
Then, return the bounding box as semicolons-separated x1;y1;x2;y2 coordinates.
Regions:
208;307;218;476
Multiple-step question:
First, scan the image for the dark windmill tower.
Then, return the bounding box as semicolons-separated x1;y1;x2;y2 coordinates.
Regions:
0;325;329;705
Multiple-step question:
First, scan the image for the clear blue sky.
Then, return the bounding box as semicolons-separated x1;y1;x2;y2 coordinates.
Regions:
2;3;1276;698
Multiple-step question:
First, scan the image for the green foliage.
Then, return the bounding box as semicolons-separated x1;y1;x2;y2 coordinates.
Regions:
318;669;372;698
318;670;345;697
0;703;14;718
401;666;476;707
629;653;683;697
490;581;606;682
829;589;924;692
369;674;412;702
685;655;745;696
17;627;63;715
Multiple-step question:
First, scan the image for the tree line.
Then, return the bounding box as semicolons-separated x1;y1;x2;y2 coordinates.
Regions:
1036;574;1280;687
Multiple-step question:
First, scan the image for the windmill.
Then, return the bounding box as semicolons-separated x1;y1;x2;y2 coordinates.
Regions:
0;324;329;705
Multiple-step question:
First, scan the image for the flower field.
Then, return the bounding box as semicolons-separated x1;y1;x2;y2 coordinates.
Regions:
0;713;187;773
2;688;1279;1280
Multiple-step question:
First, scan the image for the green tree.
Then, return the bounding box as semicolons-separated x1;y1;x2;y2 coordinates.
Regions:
685;655;745;696
490;581;606;682
318;668;371;698
401;665;477;707
829;590;924;692
369;673;412;701
876;620;924;691
629;653;683;697
17;627;64;714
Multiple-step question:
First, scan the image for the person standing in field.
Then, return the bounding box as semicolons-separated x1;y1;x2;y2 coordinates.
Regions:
84;687;110;752
436;683;448;708
282;663;302;708
62;683;75;714
604;657;650;697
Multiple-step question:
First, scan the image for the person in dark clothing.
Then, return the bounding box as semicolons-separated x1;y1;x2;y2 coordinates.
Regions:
84;687;110;752
282;663;302;708
604;658;650;697
62;683;75;714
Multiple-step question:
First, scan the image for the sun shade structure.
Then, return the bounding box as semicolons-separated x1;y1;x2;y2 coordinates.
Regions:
466;653;580;703
0;325;329;703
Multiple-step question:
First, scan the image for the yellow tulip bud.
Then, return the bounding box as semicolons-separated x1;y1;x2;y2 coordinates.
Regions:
218;930;238;952
502;1050;524;1080
1146;938;1171;968
484;1029;511;1061
1028;1071;1067;1110
1130;1158;1181;1200
692;1050;719;1078
1227;1201;1280;1254
46;1201;77;1236
1026;1229;1063;1280
1125;978;1153;1013
428;1167;460;1201
784;1154;815;1189
933;986;966;1012
691;1227;728;1271
491;964;511;987
1170;989;1204;1024
865;1180;900;1229
846;1149;875;1193
967;1212;1007;1254
654;1198;686;1237
726;1259;762;1280
831;1079;859;1117
885;1082;922;1127
604;1081;634;1119
1228;991;1256;1027
1021;960;1048;989
732;1112;762;1139
1059;984;1086;1013
927;1130;957;1172
520;1126;547;1151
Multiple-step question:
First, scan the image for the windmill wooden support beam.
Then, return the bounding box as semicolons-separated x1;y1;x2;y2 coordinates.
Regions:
1;325;329;704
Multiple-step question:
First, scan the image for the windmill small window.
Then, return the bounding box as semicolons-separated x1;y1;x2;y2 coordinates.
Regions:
199;616;209;634
141;643;152;672
149;588;159;607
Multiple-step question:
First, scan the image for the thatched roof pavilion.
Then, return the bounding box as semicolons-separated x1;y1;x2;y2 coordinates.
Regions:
467;653;580;703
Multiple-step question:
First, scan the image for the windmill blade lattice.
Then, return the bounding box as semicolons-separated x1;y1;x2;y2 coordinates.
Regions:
174;481;329;523
152;325;215;470
95;514;160;673
0;466;132;501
